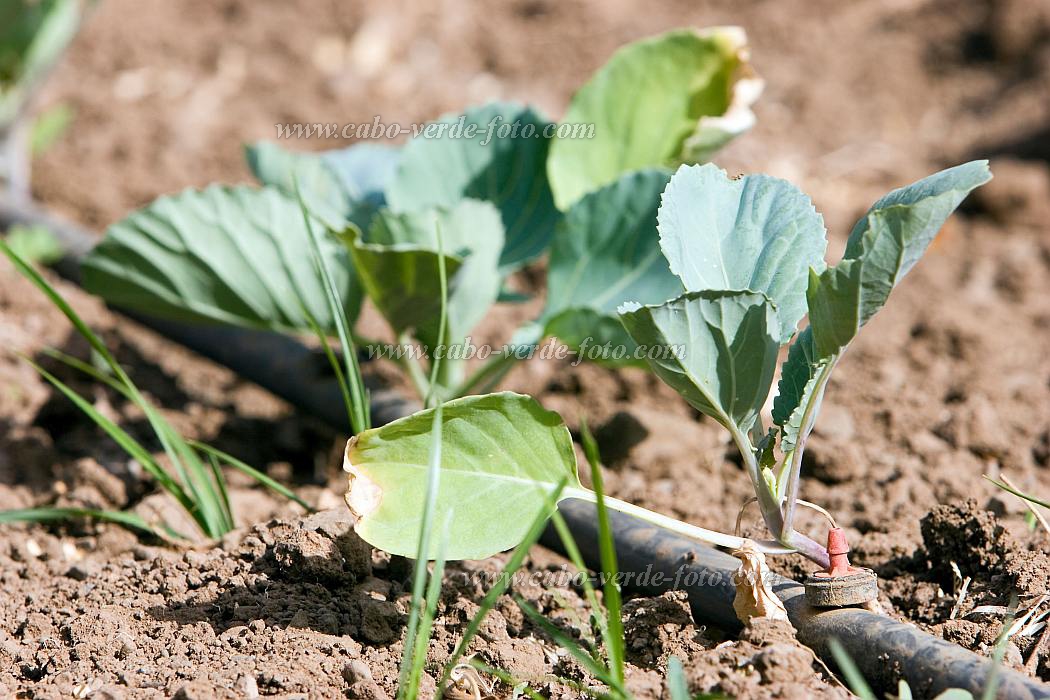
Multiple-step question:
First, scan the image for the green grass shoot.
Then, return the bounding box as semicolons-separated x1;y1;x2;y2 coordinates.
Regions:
0;237;308;540
397;217;450;700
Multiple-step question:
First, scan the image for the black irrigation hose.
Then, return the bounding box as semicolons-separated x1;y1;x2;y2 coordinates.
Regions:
3;197;1048;699
547;500;1050;700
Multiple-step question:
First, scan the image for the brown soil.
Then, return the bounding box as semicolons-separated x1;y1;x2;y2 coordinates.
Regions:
3;0;1050;697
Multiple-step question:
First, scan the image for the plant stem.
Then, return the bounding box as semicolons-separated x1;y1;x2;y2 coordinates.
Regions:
564;488;795;555
785;529;831;569
780;359;837;536
728;423;785;539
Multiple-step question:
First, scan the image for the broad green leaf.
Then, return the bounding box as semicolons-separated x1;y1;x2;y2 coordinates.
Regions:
245;141;400;230
343;392;582;561
546;26;761;209
658;163;827;343
807;160;992;359
619;290;780;432
773;161;991;445
82;185;362;335
345;229;464;339
541;169;681;367
349;199;503;345
386;102;559;271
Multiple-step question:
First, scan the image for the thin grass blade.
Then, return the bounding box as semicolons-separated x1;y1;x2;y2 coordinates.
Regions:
549;509;605;659
981;596;1018;700
40;347;128;397
514;595;625;696
397;399;445;699
827;638;876;700
580;418;625;686
406;519;450;698
41;347;232;537
294;179;370;434
1;240;227;537
207;453;234;532
466;660;545;700
425;217;449;407
22;357;196;514
441;478;570;688
0;507;164;538
301;306;357;434
188;440;312;511
985;476;1050;510
667;656;689;700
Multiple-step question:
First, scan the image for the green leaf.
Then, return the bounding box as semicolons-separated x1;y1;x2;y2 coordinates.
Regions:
245;141;399;230
808;161;992;359
773;162;991;450
934;690;975;700
541;169;682;366
657;163;827;343
543;308;647;368
386;102;559;271
345;200;503;350
343;392;581;561
346;230;464;339
619;290;780;433
546;26;761;209
81;185;362;335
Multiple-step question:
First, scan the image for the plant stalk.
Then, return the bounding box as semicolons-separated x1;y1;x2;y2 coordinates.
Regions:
564;487;794;555
728;423;786;542
780;359;837;537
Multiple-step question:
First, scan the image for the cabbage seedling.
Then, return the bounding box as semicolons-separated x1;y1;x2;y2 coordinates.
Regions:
79;26;760;402
344;161;990;567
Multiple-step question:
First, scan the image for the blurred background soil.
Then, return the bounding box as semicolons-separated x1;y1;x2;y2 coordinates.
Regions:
2;0;1050;697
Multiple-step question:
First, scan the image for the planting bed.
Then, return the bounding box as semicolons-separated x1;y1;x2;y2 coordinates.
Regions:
3;0;1050;697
